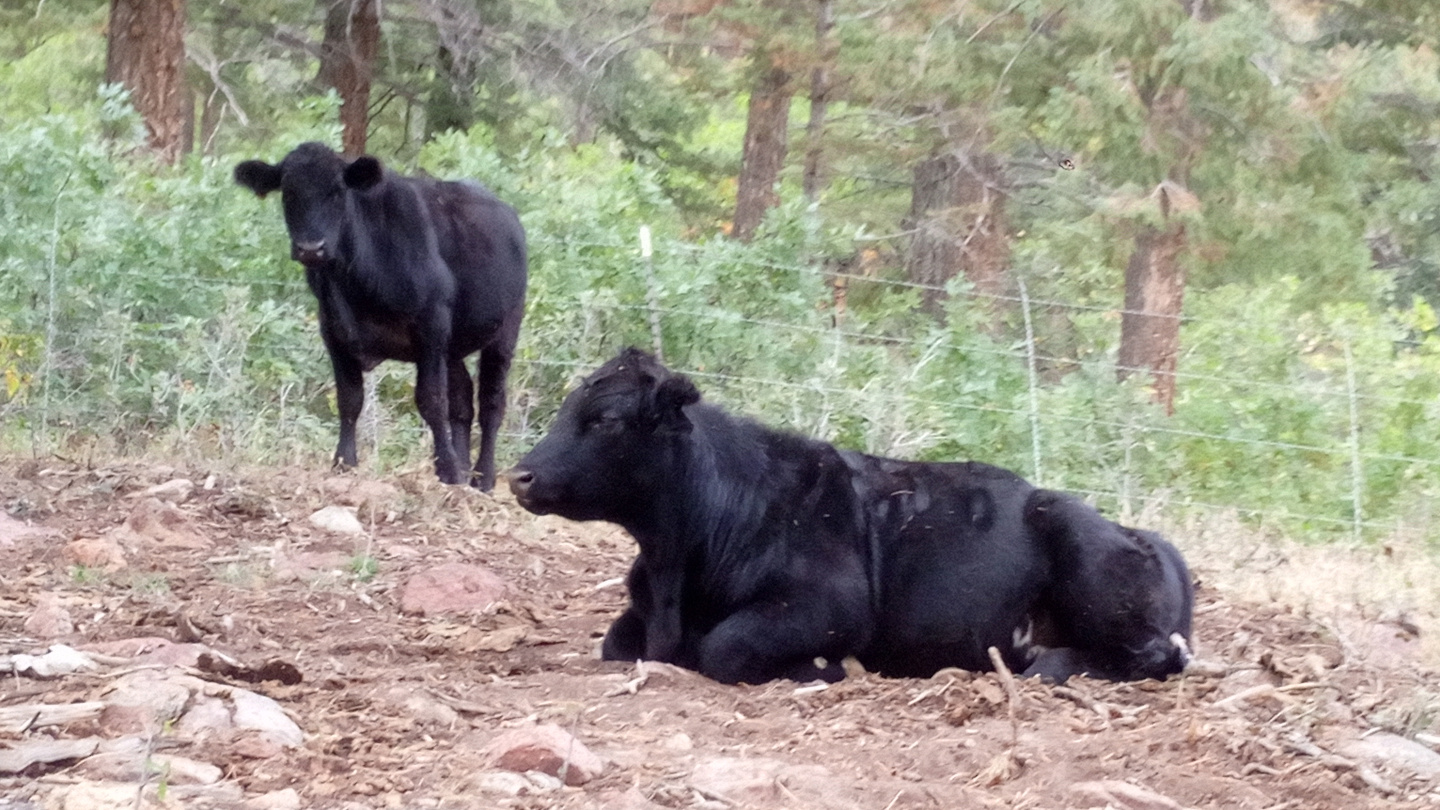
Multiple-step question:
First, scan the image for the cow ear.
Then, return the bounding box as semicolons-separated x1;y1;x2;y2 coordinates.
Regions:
653;375;700;434
343;156;384;191
234;160;283;198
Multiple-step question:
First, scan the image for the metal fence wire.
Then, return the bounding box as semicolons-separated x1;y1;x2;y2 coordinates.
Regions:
7;229;1440;546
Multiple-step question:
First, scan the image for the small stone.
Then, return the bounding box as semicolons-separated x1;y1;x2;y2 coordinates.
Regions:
308;505;366;535
400;563;508;616
137;478;194;504
381;686;460;727
481;723;606;786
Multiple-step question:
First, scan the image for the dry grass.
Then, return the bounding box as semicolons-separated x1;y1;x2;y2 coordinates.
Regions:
1162;508;1440;667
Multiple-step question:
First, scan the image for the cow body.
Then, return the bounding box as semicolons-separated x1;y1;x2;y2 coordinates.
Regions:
235;143;527;489
509;348;1192;685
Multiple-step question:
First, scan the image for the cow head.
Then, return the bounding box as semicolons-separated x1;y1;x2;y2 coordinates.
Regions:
508;348;700;524
234;142;385;268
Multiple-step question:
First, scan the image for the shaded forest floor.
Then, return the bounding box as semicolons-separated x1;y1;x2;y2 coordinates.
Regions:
3;459;1440;809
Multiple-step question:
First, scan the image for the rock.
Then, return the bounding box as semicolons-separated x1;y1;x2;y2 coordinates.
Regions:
78;637;176;659
136;478;194;504
471;771;537;797
230;730;287;759
308;505;366;535
690;757;787;805
173;695;232;742
271;549;351;582
75;746;222;785
23;593;74;638
229;685;304;748
1336;732;1440;781
381;686;460;728
590;787;668;810
1070;780;1184;810
100;670;193;736
43;781;150;810
8;645;101;679
320;477;401;511
0;512;59;548
400;563;508;616
62;537;127;572
113;497;210;549
246;789;302;810
481;723;606;786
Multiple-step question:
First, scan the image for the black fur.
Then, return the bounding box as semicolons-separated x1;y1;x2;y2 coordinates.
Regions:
235;142;527;489
509;349;1194;685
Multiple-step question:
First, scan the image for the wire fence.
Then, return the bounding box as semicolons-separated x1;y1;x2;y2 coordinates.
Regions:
6;227;1440;546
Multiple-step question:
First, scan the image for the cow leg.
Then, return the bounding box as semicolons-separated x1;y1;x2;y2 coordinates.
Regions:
600;607;647;662
472;343;513;492
697;600;858;685
447;357;475;480
331;351;365;470
415;348;462;485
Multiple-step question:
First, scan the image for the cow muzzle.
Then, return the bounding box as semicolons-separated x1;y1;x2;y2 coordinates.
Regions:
505;468;543;511
291;240;328;266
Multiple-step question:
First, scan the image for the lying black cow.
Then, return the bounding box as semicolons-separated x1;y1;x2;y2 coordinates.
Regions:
235;142;527;489
508;348;1193;685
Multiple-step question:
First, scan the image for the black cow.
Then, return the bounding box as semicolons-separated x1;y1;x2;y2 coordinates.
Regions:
508;348;1193;685
235;142;527;490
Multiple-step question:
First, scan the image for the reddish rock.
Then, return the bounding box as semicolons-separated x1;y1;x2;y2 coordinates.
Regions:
400;563;508;616
63;536;127;572
481;723;606;786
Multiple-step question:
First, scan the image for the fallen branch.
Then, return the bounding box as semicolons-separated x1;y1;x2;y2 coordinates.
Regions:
0;701;105;733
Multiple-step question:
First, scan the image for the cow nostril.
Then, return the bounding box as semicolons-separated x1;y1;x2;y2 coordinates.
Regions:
507;469;534;496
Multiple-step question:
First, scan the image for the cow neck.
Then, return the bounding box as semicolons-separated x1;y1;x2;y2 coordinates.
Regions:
631;408;774;571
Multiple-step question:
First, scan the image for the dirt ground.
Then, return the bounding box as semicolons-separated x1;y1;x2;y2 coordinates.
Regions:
3;459;1440;809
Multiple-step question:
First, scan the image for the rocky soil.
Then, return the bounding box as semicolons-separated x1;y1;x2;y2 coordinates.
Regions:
2;459;1439;810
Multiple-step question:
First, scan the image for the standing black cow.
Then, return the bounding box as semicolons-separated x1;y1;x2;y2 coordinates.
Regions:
508;348;1193;685
235;142;527;490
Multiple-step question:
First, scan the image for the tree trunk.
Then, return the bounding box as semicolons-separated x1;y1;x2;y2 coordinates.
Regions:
1117;221;1188;415
732;62;792;242
802;0;833;203
106;0;190;165
904;148;1011;322
319;0;380;155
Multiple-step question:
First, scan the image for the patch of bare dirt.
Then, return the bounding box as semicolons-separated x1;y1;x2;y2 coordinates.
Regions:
2;459;1439;809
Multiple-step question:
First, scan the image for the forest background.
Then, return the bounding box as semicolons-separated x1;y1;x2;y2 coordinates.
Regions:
2;0;1439;548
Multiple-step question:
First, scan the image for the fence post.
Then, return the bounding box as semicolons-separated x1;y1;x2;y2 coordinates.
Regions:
1342;339;1364;543
639;225;665;362
37;174;72;457
362;371;380;472
1018;276;1043;487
